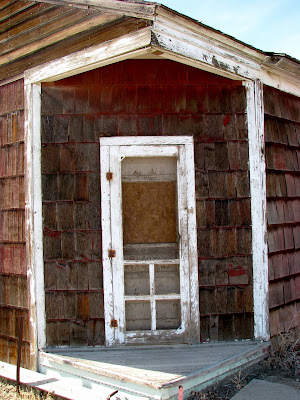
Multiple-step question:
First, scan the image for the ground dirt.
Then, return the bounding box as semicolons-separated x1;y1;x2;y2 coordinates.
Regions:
1;363;299;400
1;334;299;400
0;378;64;400
187;361;300;400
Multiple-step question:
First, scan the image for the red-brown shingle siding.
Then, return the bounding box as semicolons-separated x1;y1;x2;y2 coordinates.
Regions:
41;59;252;345
264;85;300;337
0;79;30;368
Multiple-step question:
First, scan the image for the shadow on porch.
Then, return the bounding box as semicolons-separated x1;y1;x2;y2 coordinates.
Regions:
38;341;270;400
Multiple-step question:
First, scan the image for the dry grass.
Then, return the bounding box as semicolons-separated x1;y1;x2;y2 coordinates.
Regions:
263;314;300;377
0;379;56;400
230;370;248;391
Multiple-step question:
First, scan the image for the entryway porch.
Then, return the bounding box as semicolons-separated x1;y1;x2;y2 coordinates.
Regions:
38;341;270;400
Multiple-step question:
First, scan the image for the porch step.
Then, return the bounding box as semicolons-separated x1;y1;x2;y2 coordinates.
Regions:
39;341;270;400
0;360;117;400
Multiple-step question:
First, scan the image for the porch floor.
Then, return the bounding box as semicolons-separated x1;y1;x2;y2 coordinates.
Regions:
39;341;270;400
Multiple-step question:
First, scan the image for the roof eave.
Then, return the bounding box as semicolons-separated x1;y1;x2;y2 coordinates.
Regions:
27;0;158;20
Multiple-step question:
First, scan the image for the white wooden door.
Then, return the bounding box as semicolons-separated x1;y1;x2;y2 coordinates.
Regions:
100;137;200;346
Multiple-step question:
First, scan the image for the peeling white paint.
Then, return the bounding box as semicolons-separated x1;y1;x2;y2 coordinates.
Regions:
245;80;269;341
24;81;46;370
100;137;200;346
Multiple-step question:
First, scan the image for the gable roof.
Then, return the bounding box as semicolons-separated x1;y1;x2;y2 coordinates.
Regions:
1;0;299;95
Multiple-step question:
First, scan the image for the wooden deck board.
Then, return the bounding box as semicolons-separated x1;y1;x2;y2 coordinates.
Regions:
42;342;266;387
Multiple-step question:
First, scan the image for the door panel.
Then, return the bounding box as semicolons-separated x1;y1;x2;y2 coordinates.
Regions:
100;137;200;346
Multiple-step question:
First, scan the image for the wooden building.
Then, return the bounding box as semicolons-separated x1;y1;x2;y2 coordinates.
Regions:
0;0;299;376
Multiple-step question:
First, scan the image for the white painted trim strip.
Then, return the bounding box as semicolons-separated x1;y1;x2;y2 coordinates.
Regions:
25;81;46;368
185;143;200;343
120;145;178;158
100;144;115;347
152;17;300;96
149;263;156;331
177;145;189;336
124;260;180;265
125;329;183;339
110;145;125;345
100;136;193;146
125;295;181;301
245;80;269;341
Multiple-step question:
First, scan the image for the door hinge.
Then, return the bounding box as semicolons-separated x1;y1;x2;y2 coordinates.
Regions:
111;319;118;328
108;249;116;258
106;172;113;181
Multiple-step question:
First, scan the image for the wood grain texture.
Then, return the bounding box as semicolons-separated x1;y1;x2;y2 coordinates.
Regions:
264;86;300;338
39;61;255;346
0;79;30;368
122;181;177;244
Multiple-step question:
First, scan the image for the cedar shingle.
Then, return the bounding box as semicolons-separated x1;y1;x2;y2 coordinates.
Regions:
57;321;70;346
42;144;60;174
70;322;88;346
285;174;296;197
42;87;63;116
88;262;102;290
198;259;216;286
204;143;215;170
44;262;57;290
198;230;214;257
293;225;300;249
269;281;284;308
89;292;104;318
228;142;240;170
284;227;294;250
68;115;83;143
215;142;229;169
236;171;250;197
199;288;216;314
46;321;58;346
195;172;209;198
209;172;227;197
200;316;210;342
218;314;233;340
216;287;227;313
215;200;229;226
224;113;237;139
234;314;253;339
226;287;236;313
206;200;215;227
61;232;75;260
196;200;206;227
56;203;74;230
74;173;88;201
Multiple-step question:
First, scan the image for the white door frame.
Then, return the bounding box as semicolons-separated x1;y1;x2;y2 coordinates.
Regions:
100;136;200;346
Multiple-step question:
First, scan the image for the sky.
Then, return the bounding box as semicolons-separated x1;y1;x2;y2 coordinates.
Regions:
149;0;300;60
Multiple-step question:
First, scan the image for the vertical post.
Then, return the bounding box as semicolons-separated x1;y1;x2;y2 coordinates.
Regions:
245;80;269;341
178;385;183;400
25;80;46;370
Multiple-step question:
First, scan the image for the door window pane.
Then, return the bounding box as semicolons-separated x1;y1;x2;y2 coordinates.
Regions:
124;265;150;295
156;300;181;330
155;264;180;295
125;301;151;331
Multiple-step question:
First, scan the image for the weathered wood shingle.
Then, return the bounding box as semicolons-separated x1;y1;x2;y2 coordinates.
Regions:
265;86;300;337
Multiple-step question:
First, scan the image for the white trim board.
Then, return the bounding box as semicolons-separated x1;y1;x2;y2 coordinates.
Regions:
245;80;269;341
151;24;300;97
24;81;46;369
22;19;300;97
